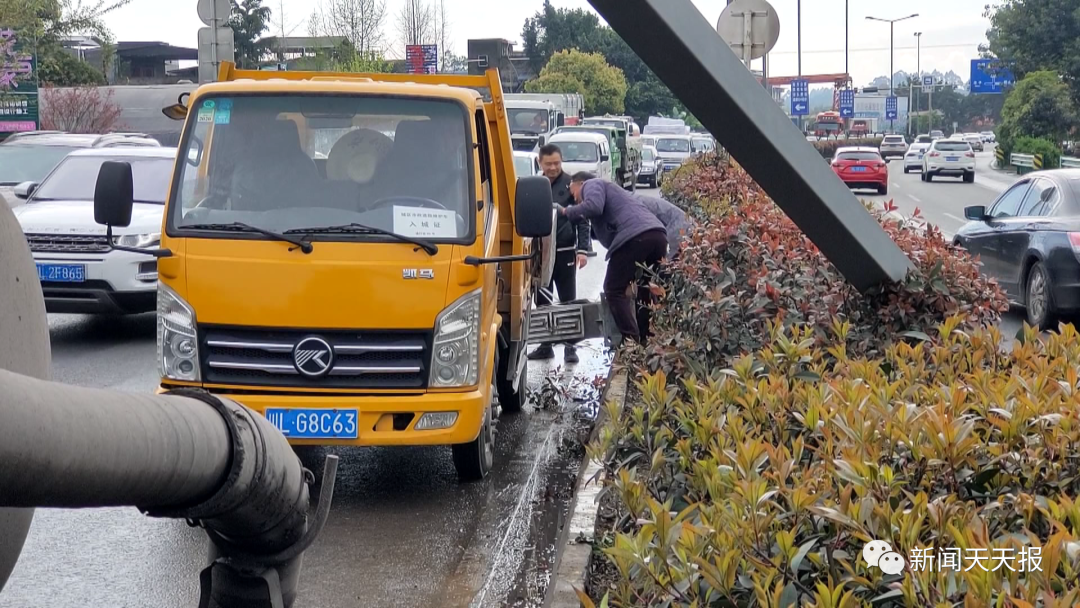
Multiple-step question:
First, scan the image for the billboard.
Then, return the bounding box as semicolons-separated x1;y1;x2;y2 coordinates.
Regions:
0;28;38;136
406;44;438;74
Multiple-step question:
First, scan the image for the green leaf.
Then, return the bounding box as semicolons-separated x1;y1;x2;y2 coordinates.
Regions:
790;538;817;573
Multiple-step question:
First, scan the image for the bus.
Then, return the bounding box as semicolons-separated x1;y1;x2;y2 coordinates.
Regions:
812;111;843;138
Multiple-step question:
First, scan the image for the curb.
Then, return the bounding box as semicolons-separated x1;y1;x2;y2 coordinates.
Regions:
544;357;629;608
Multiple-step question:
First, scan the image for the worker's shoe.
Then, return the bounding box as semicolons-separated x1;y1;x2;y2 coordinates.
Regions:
528;344;555;360
564;345;580;364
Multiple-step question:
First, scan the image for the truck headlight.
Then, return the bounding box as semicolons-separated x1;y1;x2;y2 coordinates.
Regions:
430;289;481;388
115;232;161;248
157;283;200;382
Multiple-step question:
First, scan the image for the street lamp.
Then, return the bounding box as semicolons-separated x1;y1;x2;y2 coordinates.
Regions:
914;32;922;134
866;13;918;133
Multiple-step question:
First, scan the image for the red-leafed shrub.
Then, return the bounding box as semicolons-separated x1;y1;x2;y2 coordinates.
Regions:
40;86;124;134
644;153;1008;376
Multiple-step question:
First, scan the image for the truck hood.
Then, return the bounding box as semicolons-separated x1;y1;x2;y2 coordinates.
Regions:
562;160;603;175
13;200;164;234
177;238;456;329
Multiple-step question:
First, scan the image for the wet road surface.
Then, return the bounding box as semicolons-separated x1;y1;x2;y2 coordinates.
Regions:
0;187;661;608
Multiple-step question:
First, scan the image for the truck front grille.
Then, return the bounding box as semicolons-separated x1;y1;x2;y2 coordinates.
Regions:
26;233;111;253
200;325;430;389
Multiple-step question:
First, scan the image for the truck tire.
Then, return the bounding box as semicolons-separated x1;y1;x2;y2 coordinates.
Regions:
496;326;528;413
452;382;496;481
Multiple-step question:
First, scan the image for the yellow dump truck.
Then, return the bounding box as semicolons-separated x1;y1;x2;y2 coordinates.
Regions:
89;62;569;481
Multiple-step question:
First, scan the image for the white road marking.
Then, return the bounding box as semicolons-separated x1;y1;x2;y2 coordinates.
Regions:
909;195;921;203
944;212;966;223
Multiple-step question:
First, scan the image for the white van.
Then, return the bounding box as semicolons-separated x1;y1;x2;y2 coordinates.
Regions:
654;135;693;172
547;132;613;182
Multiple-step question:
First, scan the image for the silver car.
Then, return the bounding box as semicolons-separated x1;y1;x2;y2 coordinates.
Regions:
879;134;908;159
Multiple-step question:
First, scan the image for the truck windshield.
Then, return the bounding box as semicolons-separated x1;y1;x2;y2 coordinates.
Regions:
656;138;690;153
172;95;472;241
508;109;549;135
559;142;599;163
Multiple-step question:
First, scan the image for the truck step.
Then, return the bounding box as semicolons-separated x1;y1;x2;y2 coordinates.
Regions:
528;297;621;345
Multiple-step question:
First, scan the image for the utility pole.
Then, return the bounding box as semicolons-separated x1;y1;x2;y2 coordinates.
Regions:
866;13;918;133
844;0;848;78
797;0;802;131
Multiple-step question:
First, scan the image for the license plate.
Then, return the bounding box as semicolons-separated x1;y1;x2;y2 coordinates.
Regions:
850;166;867;172
946;156;959;161
264;408;359;439
36;263;85;282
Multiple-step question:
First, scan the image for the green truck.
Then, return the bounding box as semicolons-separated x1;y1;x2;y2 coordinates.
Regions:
552;125;635;190
555;119;641;191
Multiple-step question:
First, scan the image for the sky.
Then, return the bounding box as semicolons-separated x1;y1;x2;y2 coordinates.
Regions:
104;0;992;87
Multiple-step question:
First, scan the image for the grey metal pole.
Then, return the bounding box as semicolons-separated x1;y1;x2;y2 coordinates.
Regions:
845;0;848;77
889;21;894;132
915;33;921;133
797;0;802;130
0;195;340;608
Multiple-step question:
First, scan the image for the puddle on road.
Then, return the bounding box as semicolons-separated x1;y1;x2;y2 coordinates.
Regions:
489;342;614;608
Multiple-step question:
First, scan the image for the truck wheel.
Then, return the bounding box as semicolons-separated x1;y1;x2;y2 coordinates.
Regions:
496;328;528;413
452;383;496;481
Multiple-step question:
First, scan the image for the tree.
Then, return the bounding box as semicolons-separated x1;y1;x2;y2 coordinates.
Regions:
432;0;454;71
396;0;432;47
519;1;676;123
526;49;627;115
983;0;1080;105
997;70;1077;150
40;85;123;132
229;0;272;68
308;0;386;56
1;0;132;85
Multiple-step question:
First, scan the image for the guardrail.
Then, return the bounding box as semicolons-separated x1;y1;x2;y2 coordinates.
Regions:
1010;153;1042;174
1062;156;1080;169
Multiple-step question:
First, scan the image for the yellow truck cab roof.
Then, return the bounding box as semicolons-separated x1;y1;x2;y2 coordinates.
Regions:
192;78;484;107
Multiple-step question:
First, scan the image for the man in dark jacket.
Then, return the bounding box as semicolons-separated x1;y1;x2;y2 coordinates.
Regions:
562;173;667;345
528;144;592;363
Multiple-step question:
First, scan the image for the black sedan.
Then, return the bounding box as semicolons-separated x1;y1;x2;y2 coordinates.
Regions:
955;169;1080;329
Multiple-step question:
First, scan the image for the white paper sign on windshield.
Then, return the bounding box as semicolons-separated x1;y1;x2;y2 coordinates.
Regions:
392;206;457;238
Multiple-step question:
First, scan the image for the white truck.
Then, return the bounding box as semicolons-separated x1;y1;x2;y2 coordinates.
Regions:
503;93;586;152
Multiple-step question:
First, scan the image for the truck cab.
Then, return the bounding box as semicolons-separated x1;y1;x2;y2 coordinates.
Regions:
547;132;613;183
90;63;558;482
505;99;564;152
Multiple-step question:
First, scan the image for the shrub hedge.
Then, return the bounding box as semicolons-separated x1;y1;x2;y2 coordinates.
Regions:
649;153;1007;377
581;153;1057;608
590;322;1080;607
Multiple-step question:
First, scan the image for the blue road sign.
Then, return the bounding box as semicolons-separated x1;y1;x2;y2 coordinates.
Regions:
922;76;933;87
790;79;809;116
970;58;1015;94
885;96;898;120
838;89;854;118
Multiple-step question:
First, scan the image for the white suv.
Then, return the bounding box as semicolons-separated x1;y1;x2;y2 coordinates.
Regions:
921;138;976;183
879;134;908;159
12;147;177;314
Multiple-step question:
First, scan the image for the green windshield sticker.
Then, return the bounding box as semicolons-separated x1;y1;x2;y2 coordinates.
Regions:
214;109;231;124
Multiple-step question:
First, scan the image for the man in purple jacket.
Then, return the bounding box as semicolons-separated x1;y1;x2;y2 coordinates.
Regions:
560;173;668;344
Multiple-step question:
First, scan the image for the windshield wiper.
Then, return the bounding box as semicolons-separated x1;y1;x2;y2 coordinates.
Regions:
285;223;438;255
182;222;313;254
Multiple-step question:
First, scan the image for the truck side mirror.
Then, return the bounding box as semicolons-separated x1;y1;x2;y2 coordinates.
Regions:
538;135;546;147
94;161;134;228
514;176;554;238
556;113;565;127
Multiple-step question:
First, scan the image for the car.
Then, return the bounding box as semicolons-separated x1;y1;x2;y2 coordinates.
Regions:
1;131;161;207
954;170;1080;329
512;150;541;177
637;144;664;188
903;143;931;173
921;138;976;182
831;146;889;195
879;134;908;159
981;131;996;143
929;129;945;141
964;134;985;152
691;136;716;155
546;131;614;182
11;147;177;314
914;134;933;144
